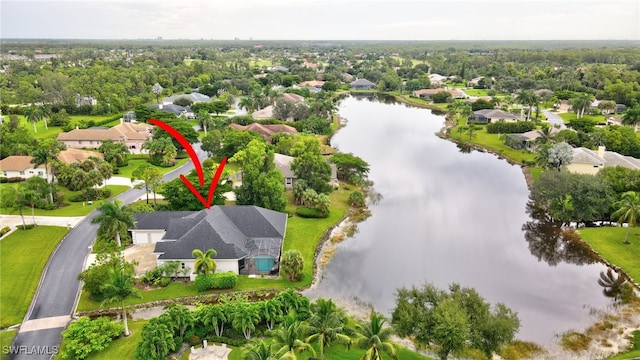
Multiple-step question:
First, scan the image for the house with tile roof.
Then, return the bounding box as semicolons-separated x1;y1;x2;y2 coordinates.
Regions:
57;148;104;165
0;156;47;179
229;123;297;141
57;122;153;154
130;206;288;278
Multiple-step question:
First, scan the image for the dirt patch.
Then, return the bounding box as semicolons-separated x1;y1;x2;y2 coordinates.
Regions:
123;244;157;276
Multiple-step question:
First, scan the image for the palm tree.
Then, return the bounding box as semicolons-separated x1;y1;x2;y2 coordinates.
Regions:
270;311;315;359
354;310;398;360
1;186;28;229
242;340;295;360
534;127;556;147
152;83;163;104
41;105;52;130
306;298;352;360
164;305;194;339
261;298;284;331
201;304;227;337
611;191;640;245
232;302;262;339
24;106;43;133
91;199;135;247
515;90;538;121
31;140;66;204
622;105;640;132
101;266;142;336
569;94;593;119
239;97;256;113
196;110;213;136
192;248;217;275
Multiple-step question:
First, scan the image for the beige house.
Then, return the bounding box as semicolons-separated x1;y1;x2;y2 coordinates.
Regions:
57;122;153;154
0;156;47;179
229;123;297;141
57;148;104;165
469;109;519;124
567;146;640;175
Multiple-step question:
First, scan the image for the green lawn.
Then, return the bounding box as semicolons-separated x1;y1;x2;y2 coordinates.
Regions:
451;121;537;165
0;226;68;328
558;112;607;124
16;115;118;140
1;330;17;360
114;158;188;179
578;227;640;283
0;185;130;217
607;330;640;359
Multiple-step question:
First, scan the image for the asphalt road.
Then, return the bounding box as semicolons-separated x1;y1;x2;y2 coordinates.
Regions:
10;145;204;360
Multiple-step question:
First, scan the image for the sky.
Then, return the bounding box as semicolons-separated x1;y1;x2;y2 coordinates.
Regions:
1;0;639;41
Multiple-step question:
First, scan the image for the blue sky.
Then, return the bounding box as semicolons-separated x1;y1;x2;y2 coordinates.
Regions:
1;0;639;40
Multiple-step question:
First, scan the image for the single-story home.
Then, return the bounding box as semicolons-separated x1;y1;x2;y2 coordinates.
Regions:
130;206;287;278
162;92;211;105
350;78;376;90
0;156;47;179
469;109;519;124
269;66;289;72
428;73;448;86
57;122;153;154
251;105;274;119
281;93;305;103
273;153;338;189
229;123;297;141
75;95;97;107
504;128;562;150
568;146;640;175
147;103;195;119
412;88;466;100
57;148;104;164
298;80;325;89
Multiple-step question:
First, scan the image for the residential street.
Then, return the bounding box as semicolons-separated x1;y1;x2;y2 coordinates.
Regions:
9;145;204;360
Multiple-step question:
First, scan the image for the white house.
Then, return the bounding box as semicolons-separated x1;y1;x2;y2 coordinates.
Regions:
130;206;287;279
0;156;47;179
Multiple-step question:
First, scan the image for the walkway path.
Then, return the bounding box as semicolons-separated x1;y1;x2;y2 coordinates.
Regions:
10;145;205;360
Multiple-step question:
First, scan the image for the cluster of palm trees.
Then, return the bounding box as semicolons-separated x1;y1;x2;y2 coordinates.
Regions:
237;297;398;360
23;105;53;133
238;88;337;121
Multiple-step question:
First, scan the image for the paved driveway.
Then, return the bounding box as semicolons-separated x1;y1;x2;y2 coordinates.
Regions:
10;144;206;359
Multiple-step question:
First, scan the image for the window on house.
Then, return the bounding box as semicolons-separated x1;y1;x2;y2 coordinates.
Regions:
79;141;83;145
38;171;43;176
29;171;34;174
181;263;185;269
286;178;292;185
19;171;25;175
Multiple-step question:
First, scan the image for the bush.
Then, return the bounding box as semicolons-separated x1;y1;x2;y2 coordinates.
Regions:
0;226;11;237
0;177;7;183
211;272;237;289
486;121;536;134
69;188;112;202
348;191;366;208
296;206;329;218
188;335;201;346
194;274;215;292
61;317;124;360
208;335;247;347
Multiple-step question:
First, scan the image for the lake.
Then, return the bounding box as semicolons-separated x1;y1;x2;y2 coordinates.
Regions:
304;94;613;345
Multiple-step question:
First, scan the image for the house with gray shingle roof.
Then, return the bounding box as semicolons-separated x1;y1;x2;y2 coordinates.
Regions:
469;109;519;124
350;78;376;90
130;206;287;278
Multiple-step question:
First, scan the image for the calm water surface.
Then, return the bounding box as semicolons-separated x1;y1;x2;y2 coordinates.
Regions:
305;95;613;345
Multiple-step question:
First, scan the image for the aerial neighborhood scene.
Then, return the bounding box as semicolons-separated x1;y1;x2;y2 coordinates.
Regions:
1;1;640;359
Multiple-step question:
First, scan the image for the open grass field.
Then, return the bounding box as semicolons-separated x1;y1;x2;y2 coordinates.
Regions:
114;158;189;179
558;112;607;124
578;226;640;283
0;184;130;217
15;114;120;140
0;226;68;328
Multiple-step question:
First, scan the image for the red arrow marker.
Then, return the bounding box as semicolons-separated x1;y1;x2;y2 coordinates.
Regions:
149;119;227;209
